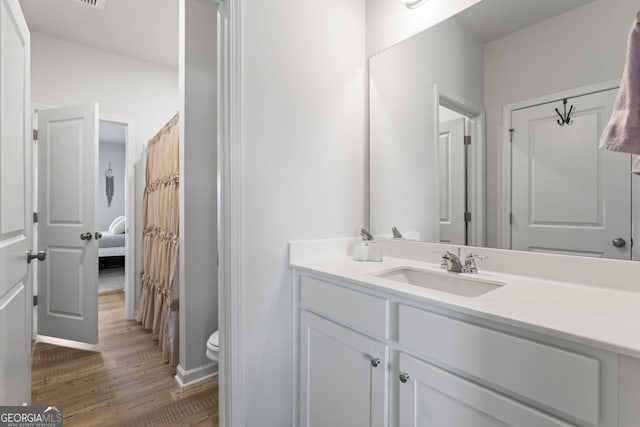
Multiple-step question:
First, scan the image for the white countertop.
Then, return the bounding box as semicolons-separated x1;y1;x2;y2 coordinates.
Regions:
292;255;640;358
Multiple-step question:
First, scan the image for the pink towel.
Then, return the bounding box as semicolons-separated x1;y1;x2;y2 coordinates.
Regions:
600;19;640;155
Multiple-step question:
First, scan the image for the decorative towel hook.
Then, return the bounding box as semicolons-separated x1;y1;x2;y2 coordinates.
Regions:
555;98;574;126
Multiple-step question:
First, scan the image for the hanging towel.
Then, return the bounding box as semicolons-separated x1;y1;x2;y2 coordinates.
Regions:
600;18;640;157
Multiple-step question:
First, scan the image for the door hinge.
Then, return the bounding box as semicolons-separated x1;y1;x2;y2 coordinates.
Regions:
510;212;513;225
33;129;38;141
33;212;38;223
508;128;514;142
464;135;471;146
33;295;38;306
464;212;472;222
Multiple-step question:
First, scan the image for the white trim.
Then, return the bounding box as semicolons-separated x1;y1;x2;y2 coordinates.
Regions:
175;363;218;386
218;0;245;426
468;112;486;247
100;113;137;320
500;78;620;250
434;84;486;247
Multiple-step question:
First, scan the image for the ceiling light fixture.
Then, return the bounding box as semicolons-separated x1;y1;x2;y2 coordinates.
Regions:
400;0;428;9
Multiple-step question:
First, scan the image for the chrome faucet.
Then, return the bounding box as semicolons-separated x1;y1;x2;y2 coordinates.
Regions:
440;248;464;273
463;253;488;274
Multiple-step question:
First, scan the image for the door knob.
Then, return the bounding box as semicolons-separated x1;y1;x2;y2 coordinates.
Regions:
80;232;93;241
399;372;410;383
95;232;103;240
371;358;381;368
26;250;46;264
612;238;626;248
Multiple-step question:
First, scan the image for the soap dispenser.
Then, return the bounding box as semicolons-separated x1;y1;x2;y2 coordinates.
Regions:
353;228;383;262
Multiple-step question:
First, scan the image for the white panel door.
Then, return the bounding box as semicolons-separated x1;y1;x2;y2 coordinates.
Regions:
439;118;466;245
38;104;99;344
511;89;631;259
398;353;574;427
299;311;387;427
0;0;31;405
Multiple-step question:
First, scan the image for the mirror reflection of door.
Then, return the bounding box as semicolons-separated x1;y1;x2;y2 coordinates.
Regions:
438;112;467;245
511;88;632;260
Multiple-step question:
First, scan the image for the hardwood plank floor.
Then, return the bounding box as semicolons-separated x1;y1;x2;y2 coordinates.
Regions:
32;291;218;426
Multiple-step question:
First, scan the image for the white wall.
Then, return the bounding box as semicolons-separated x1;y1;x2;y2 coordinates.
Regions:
483;0;636;247
240;0;366;424
177;0;218;385
369;20;484;240
98;142;126;231
31;32;178;303
366;0;481;55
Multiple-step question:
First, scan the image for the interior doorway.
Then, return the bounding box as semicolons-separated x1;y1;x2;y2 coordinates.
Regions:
435;87;486;247
97;120;128;295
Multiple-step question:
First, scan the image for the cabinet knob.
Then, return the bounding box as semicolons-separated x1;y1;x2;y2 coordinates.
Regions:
80;232;93;241
371;358;381;368
399;372;410;383
613;237;626;248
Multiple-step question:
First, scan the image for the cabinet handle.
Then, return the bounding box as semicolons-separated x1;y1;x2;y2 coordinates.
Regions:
371;358;381;368
399;372;410;383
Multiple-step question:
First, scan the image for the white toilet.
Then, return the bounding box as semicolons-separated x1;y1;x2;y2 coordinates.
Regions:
206;330;219;363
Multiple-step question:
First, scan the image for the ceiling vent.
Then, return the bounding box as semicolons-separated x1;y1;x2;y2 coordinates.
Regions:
72;0;106;10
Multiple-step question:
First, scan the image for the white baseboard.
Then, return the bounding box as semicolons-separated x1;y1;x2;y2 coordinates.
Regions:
175;362;218;387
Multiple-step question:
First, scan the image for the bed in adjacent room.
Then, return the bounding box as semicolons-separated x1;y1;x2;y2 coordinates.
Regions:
100;216;126;270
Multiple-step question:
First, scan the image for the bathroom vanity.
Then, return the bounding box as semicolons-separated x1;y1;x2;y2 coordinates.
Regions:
291;239;640;427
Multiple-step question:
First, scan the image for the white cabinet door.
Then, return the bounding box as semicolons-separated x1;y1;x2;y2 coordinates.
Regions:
511;89;631;259
299;311;387;427
37;104;99;344
0;0;31;405
398;353;574;427
439;118;466;245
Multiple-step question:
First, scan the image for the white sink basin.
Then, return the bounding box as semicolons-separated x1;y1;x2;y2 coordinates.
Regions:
371;267;504;297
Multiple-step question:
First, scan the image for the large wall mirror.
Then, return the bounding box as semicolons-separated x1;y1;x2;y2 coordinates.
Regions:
370;0;640;260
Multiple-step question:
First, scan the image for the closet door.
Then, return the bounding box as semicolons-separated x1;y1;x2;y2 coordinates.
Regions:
37;104;100;344
511;89;631;259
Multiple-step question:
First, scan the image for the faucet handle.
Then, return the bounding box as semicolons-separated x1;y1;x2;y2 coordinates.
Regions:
463;253;487;274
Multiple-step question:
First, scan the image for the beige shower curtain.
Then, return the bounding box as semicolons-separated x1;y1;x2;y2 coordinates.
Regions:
137;113;180;367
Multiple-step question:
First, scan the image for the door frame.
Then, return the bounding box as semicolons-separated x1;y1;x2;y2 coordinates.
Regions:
99;114;136;320
32;104;137;326
500;79;621;250
217;0;245;425
434;84;486;247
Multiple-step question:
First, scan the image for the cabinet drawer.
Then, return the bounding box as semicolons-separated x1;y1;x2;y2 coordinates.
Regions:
399;352;574;427
300;276;389;339
399;305;599;424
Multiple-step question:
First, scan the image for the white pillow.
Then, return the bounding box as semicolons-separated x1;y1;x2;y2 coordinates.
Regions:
108;216;125;233
112;217;126;234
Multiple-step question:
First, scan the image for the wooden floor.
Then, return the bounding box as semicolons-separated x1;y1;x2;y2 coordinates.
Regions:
32;292;218;426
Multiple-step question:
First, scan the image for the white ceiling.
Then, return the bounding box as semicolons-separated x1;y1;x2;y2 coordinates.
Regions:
19;0;178;69
452;0;596;44
100;120;127;145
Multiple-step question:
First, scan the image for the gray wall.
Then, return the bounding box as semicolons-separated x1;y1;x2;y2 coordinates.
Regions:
240;0;366;423
177;0;218;384
369;19;484;240
98;141;126;231
484;0;636;247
